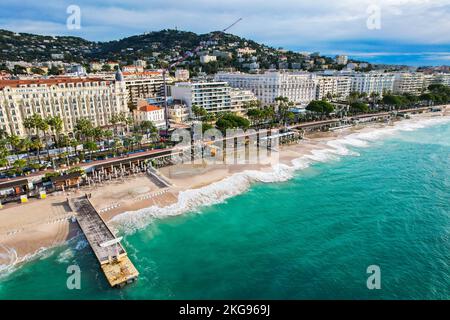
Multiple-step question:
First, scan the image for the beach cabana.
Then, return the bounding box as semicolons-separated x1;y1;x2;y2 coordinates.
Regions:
50;172;82;190
0;178;30;203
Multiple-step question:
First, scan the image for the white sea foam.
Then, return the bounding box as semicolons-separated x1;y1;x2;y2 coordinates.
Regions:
56;248;75;264
111;115;450;235
56;238;87;264
0;246;52;279
0;233;85;276
112;166;295;233
75;239;89;251
0;245;18;277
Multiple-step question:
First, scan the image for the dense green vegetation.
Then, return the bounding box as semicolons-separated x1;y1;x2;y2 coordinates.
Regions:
216;113;250;132
306;100;335;115
0;28;362;74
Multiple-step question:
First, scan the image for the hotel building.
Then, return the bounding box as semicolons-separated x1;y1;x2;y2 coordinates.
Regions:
0;76;128;137
349;72;395;95
393;73;427;94
315;75;351;100
214;71;317;105
431;73;450;86
229;88;258;115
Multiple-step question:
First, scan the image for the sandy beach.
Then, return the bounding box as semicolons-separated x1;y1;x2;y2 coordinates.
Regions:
1;107;449;272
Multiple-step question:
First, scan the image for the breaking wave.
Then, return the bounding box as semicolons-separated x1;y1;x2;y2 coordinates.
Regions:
111;114;450;235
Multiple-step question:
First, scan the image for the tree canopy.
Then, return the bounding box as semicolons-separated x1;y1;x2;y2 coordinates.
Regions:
306;100;335;114
216;113;250;132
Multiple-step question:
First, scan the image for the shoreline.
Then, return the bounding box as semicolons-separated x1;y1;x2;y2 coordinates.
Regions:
1;108;449;275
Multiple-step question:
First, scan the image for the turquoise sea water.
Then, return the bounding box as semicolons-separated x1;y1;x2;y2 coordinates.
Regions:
0;119;449;300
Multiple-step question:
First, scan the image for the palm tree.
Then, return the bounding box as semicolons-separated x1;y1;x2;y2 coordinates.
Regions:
70;138;81;164
20;137;33;165
31;137;44;164
140;121;157;140
47;116;63;147
75;118;94;143
125;115;134;134
192;104;207;120
132;133;143;150
112;138;123;157
23;116;36;136
12;159;27;176
109;114;120;137
7;134;22;161
91;127;105;143
37;118;51;161
0;139;10;168
84;141;98;160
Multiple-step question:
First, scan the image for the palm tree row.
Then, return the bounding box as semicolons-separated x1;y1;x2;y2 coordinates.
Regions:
0;113;162;177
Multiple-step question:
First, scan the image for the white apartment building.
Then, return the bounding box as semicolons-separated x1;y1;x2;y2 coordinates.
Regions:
432;73;450;86
121;71;166;107
393;73;427;94
171;81;232;114
350;72;395;95
122;65;145;73
315;75;351;100
168;103;189;123
133;100;165;128
237;48;257;55
134;59;147;68
335;55;348;65
336;76;352;98
0;77;128;137
175;69;190;81
200;55;217;64
315;76;337;100
229;88;258;115
215;71;317;105
89;62;103;71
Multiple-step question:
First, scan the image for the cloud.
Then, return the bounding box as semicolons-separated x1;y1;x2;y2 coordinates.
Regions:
0;0;449;65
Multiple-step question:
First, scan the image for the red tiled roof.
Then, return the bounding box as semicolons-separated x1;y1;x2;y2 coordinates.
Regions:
122;71;162;76
0;77;109;89
139;104;162;112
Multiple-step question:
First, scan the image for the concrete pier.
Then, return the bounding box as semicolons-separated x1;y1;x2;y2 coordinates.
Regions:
69;196;139;288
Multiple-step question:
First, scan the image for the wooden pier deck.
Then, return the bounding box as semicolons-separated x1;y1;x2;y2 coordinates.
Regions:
69;196;139;288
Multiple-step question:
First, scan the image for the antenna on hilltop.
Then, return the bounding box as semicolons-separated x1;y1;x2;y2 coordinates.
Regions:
161;18;243;133
222;18;243;33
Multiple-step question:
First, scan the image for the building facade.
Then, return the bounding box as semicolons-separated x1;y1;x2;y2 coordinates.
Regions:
133;100;165;128
200;55;217;64
431;73;450;86
229;88;258;115
335;55;348;65
175;69;190;81
171;81;232;114
168;102;189;123
121;71;166;108
393;73;427;94
215;71;317;105
0;77;128;136
349;72;395;95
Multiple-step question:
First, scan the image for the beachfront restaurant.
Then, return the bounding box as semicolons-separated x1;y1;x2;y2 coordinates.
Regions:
49;172;83;191
0;178;30;204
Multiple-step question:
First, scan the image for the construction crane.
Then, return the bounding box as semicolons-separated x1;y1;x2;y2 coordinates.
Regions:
161;18;243;133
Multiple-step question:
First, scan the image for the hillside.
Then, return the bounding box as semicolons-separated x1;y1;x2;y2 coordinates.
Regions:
0;29;99;63
0;29;363;74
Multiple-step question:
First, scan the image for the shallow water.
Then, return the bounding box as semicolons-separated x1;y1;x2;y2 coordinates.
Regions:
0;117;449;299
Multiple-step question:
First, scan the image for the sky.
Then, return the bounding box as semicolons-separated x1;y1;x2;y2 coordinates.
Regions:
1;0;450;66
